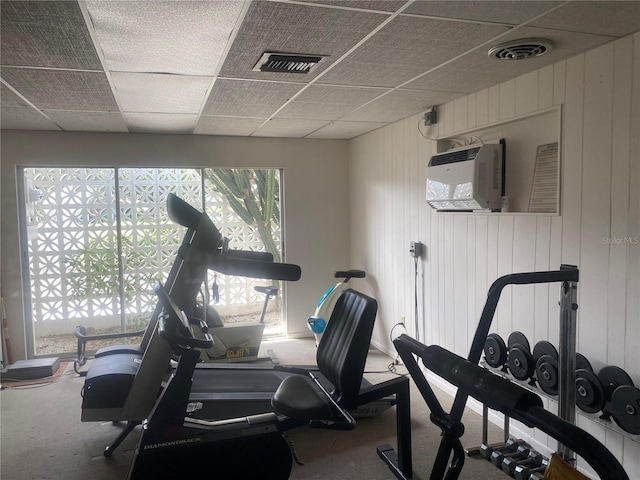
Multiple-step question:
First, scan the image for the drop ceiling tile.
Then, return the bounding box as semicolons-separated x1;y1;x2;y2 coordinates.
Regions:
123;113;198;134
296;1;407;13
318;15;509;87
276;85;388;120
341;89;463;123
0;1;102;70
1;83;31;108
203;79;305;117
85;1;245;75
530;1;640;37
218;1;388;81
252;118;330;138
405;26;616;93
404;1;560;25
1;107;60;131
1;67;118;111
306;120;387;139
45;111;127;132
112;72;211;114
195;116;266;136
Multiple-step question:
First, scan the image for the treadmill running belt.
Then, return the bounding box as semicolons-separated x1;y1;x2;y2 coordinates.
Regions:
191;369;293;394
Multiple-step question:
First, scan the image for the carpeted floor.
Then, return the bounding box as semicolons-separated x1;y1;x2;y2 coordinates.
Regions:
0;338;511;480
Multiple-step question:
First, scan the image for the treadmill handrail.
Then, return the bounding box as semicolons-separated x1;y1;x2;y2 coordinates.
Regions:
209;253;301;281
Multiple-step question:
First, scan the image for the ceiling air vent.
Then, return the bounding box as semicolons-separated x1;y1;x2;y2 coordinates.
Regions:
253;52;326;74
487;38;553;60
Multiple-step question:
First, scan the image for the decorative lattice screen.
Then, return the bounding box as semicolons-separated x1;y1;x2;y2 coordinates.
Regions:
25;167;281;348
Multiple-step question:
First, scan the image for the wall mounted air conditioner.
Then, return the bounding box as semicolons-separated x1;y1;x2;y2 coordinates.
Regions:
426;142;504;211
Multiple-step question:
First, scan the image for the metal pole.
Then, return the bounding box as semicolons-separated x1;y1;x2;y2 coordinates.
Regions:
557;277;578;461
503;413;510;443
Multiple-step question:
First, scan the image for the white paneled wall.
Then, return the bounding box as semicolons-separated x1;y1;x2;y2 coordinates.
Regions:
349;34;639;476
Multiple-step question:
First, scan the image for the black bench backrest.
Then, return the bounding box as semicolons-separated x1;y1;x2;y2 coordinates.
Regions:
316;289;378;403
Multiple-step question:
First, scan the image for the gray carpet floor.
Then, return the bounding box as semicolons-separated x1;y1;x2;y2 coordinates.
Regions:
0;338;511;480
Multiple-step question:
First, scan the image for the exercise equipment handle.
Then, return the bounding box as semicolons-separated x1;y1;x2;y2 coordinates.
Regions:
210;254;301;281
395;334;629;480
400;337;543;417
226;249;274;262
167;193;202;230
159;314;214;351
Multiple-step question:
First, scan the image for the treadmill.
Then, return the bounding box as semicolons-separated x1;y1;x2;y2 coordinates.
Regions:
80;194;394;454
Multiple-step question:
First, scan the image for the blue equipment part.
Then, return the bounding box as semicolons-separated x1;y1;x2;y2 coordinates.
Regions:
317;285;338;309
308;270;366;345
307;316;326;334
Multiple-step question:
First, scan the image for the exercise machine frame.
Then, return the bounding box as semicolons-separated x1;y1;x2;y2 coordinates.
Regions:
377;265;617;480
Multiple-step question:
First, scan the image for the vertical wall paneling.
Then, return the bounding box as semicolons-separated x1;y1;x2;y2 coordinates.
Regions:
579;43;614;364
348;32;639;471
454;96;468;134
553;60;567;106
444;101;454;137
499;79;516;120
474;216;489;327
516;70;540;116
467;93;477;130
476;88;489;127
547;215;562;347
534;216;552;343
539;65;554;110
496;216;514;335
512;216;537;341
624;33;640;387
418;120;433;344
489;85;500;124
608;36;633;369
453;215;468;355
466;217;476;350
562;54;585;267
444;214;455;351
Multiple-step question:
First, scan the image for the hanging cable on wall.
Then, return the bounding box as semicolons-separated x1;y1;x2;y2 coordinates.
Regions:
413;256;419;342
409;241;424;342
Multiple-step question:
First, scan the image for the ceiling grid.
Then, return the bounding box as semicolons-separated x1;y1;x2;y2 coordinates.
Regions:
1;0;638;139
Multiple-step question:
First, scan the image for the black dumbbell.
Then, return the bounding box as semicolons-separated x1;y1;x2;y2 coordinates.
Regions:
491;444;529;467
513;455;548;479
484;333;508;369
508;332;535;381
529;472;546;480
479;438;525;460
503;449;543;476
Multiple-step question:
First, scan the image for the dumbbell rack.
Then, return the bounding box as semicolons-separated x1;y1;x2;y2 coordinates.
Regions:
469;266;579;465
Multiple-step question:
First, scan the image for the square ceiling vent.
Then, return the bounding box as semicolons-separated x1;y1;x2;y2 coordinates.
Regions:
253;52;326;74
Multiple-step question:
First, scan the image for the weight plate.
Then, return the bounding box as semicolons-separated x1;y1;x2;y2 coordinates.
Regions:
508;346;535;380
576;369;605;413
576;353;593;372
484;333;508;368
610;385;640;435
532;341;558;362
598;366;634;401
536;355;559;395
508;331;531;352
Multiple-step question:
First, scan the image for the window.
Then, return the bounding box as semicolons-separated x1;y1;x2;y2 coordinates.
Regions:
19;167;283;356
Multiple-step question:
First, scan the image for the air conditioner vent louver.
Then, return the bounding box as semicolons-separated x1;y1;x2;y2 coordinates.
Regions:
488;38;553;60
253;52;325;74
430;147;481;166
